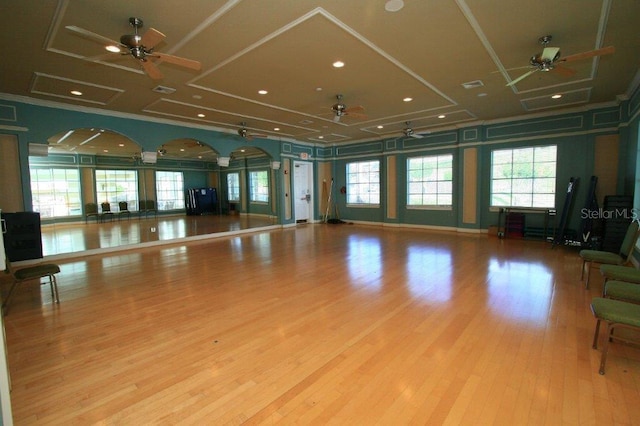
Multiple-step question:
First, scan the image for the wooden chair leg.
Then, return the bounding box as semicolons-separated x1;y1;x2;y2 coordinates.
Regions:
48;274;60;304
599;322;615;375
581;260;586;280
585;262;591;289
592;318;601;349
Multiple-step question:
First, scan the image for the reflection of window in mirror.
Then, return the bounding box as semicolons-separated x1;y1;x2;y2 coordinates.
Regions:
227;172;240;202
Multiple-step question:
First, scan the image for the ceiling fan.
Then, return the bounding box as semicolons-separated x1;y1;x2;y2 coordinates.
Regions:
237;122;267;141
331;94;366;122
506;35;615;86
66;17;202;80
402;121;423;139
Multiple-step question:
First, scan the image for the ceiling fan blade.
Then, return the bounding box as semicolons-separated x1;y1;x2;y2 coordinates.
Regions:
152;52;202;70
541;47;560;61
141;28;165;50
553;64;576;77
561;46;615;63
333;114;341;123
345;105;365;113
506;69;538;86
410;134;424;139
345;112;367;120
140;59;164;80
65;25;121;47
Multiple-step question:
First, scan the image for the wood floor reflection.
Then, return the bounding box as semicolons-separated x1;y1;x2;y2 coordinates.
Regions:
41;214;277;258
4;225;640;424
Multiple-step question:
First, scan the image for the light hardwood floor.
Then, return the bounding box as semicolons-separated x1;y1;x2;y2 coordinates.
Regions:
3;224;640;424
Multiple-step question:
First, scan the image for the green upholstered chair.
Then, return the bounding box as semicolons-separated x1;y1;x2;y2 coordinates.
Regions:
3;258;60;314
604;280;640;304
118;201;131;220
100;202;114;222
591;297;640;374
580;221;640;289
85;202;99;223
600;264;640;286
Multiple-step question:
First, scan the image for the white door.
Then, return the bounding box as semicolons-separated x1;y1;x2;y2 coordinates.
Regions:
293;161;313;223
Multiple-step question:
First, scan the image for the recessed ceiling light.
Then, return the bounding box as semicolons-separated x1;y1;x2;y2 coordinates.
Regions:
403;97;413;102
385;0;405;12
70;90;82;96
318;136;324;139
105;45;121;53
316;87;323;92
274;127;280;131
118;143;125;147
197;113;205;118
192;94;202;99
552;94;562;99
103;149;109;153
438;114;446;119
241;149;246;153
332;61;345;68
180;148;185;152
478;93;488;97
258;90;268;95
377;125;384;129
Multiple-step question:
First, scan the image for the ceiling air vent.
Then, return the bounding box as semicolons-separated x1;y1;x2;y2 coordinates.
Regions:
461;80;484;89
152;85;176;94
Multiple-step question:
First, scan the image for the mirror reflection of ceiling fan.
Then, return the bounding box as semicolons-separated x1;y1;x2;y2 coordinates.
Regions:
506;35;615;86
237;122;267;141
65;17;201;80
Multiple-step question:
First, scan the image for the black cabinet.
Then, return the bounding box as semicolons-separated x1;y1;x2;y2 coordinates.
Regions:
1;212;43;261
185;188;218;215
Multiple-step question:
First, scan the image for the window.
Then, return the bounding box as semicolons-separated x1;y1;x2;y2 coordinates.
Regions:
30;167;82;218
227;172;240;202
155;171;185;211
491;145;557;208
346;160;380;205
407;154;453;206
95;169;139;210
249;170;269;203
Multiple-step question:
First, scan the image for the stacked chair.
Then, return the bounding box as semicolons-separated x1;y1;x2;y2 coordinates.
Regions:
579;221;640;288
586;220;640;374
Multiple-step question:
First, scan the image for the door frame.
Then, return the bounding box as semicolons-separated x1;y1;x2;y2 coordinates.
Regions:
292;161;314;223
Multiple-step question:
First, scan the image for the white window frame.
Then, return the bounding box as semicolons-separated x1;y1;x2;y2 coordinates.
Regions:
29;167;82;218
490;145;557;209
249;170;269;203
155;171;185;211
346;160;380;206
407;154;453;209
95;169;139;210
227;172;240;202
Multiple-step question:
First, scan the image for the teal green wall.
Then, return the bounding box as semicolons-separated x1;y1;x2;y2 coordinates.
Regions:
2;90;640;232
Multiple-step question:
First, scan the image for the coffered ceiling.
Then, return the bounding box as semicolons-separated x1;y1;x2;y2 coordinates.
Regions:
1;0;639;159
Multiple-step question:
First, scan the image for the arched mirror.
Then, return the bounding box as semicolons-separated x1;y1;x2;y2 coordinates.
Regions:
19;130;276;258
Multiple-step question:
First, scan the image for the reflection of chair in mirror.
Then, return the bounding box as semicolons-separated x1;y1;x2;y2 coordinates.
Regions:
118;201;131;220
2;257;60;315
100;202;114;222
138;200;158;219
85;203;99;223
